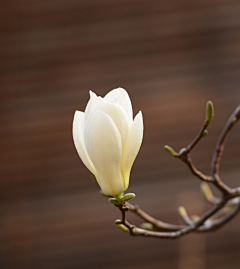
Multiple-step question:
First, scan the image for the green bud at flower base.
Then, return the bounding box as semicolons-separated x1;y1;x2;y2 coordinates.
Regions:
72;88;144;196
206;101;214;124
109;192;136;205
109;198;119;205
122;193;136;202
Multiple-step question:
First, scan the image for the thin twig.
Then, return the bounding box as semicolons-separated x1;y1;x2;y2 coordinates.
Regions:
125;202;185;231
211;105;240;178
175;118;214;182
121;197;230;239
179;155;213;182
199;201;240;232
113;105;240;239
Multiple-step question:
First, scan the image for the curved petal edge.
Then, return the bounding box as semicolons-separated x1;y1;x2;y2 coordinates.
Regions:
122;111;144;189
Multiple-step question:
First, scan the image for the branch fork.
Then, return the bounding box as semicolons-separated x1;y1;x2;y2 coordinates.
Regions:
109;102;240;239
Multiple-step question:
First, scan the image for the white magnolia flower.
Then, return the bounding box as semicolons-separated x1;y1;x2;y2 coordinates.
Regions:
73;87;144;196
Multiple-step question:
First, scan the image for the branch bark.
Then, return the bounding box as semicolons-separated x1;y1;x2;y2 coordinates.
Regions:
114;104;240;239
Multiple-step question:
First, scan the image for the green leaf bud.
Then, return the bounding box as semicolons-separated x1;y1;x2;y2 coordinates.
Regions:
109;198;119;205
116;223;128;232
122;193;136;202
141;223;154;231
178;206;187;217
202;130;208;137
115;219;122;224
206;101;214;124
164;145;178;157
200;182;214;203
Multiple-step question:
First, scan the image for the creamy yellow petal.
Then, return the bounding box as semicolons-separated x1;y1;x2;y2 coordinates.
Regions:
100;101;131;148
72;111;98;179
104;87;133;123
85;111;125;196
121;111;144;189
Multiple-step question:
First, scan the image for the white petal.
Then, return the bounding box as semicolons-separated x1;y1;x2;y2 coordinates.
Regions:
100;102;131;148
85;96;131;148
72;111;98;179
89;90;97;99
121;111;144;189
104;87;133;123
84;95;105;131
85;111;125;196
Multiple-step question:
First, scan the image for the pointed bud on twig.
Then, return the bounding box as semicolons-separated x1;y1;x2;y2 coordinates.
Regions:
115;223;128;232
202;130;208;137
178;206;187;217
115;219;122;224
122;193;136;202
141;223;154;231
178;206;192;225
164;145;178;157
232;117;237;124
201;182;214;203
206;101;214;124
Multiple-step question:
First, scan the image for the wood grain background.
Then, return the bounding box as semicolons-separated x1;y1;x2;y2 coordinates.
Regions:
1;0;240;268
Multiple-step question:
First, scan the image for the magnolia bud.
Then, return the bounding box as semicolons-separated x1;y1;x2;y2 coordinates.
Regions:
73;88;144;196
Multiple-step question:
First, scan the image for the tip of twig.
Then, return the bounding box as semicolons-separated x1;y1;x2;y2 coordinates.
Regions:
164;145;178;157
200;182;214;203
206;101;214;124
178;206;187;217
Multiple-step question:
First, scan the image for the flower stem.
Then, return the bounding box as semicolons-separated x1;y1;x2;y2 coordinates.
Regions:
115;193;124;204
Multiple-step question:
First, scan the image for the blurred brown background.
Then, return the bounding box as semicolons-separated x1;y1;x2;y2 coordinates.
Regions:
1;0;240;268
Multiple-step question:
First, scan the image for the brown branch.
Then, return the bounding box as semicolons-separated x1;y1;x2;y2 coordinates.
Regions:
231;187;240;197
125;202;185;231
199;200;240;232
210;105;240;195
177;106;240;194
211;105;240;178
113;104;240;240
174;114;214;182
178;154;213;182
120;197;231;239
